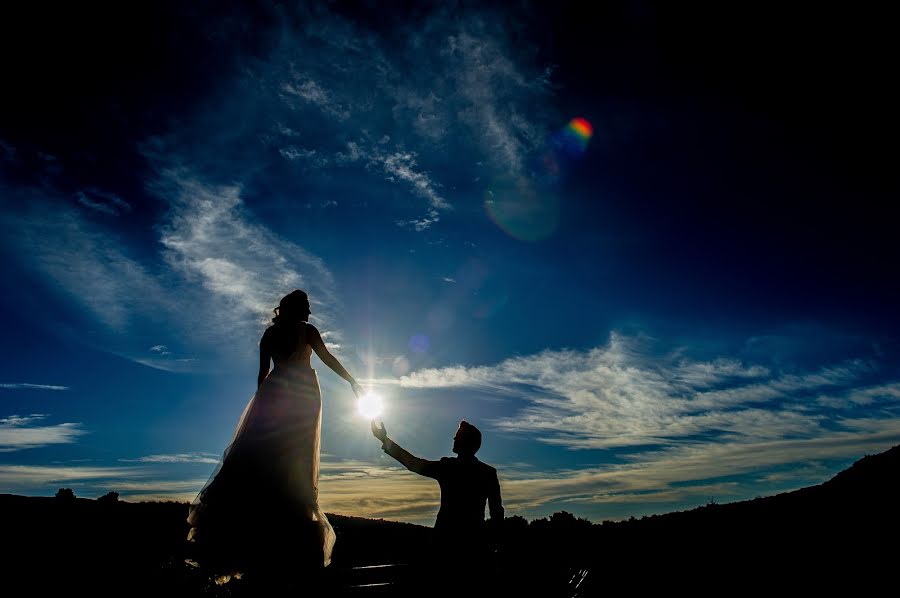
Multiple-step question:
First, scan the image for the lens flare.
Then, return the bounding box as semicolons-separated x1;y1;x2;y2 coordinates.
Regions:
567;117;593;141
481;116;592;241
555;116;594;157
484;175;560;241
357;392;383;420
409;333;430;354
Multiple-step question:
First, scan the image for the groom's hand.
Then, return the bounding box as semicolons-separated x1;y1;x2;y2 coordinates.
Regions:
371;420;388;443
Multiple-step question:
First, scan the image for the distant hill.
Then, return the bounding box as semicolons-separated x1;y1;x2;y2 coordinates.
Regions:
545;443;900;594
2;444;897;596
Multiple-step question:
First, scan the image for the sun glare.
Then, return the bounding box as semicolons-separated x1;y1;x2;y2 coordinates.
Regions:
357;392;384;419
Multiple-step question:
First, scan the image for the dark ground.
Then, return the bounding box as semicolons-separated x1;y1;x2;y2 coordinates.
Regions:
3;444;898;596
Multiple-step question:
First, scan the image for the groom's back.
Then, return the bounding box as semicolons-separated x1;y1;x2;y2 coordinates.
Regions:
432;456;501;536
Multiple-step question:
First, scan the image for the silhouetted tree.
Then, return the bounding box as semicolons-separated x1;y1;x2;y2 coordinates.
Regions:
55;487;76;503
504;514;528;533
98;491;119;504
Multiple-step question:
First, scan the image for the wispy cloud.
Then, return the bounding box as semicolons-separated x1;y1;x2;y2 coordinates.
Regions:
0;383;69;391
379;151;450;211
0;415;87;451
278;145;329;168
1;174;343;367
154;170;342;343
332;139;451;225
120;453;219;464
398;333;884;450
441;28;552;174
281;78;350;121
75;189;132;216
0;196;174;331
257;9;554;226
501;426;900;515
319;457;441;524
396;210;441;232
0;464;146;488
0;463;205;502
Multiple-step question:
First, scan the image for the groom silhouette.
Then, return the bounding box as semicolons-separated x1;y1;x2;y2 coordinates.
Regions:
371;419;503;589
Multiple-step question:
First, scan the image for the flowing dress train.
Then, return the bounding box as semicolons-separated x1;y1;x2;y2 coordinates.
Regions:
187;322;336;573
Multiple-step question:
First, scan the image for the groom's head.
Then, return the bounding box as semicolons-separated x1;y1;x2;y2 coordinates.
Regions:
452;420;482;457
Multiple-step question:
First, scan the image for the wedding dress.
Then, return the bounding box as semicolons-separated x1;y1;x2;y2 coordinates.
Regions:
187;321;336;572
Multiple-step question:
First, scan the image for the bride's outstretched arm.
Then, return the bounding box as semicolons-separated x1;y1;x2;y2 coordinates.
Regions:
308;324;361;395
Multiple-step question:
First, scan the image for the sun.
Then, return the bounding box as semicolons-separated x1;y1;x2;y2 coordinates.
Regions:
357;392;383;420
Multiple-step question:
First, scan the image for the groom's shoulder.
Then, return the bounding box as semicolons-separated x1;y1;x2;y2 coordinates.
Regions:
473;458;498;477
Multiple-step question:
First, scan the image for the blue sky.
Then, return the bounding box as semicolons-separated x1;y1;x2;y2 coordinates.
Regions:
1;2;898;525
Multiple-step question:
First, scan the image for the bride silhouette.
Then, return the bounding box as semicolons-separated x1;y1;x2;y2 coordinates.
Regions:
187;289;361;582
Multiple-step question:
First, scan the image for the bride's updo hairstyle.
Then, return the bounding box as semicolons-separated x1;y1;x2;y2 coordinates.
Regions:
272;289;309;325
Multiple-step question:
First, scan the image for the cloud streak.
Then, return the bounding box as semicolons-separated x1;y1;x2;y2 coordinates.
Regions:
0;194;175;331
255;9;555;227
154;170;342;345
0;464;146;488
0;383;69;391
0;414;87;452
75;189;132;216
120;453;219;464
399;333;884;449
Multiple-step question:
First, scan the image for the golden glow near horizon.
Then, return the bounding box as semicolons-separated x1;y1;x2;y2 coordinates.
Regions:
357;392;384;420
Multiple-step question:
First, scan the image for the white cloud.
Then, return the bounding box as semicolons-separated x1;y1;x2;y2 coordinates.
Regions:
0;464;146;488
0;414;87;452
318;457;441;524
336;140;451;222
438;26;552;174
153;170;342;345
399;333;881;450
2;174;345;366
120;453;219;464
0;464;206;502
260;10;554;222
278;146;329;168
396;210;441;232
281;78;350;120
380;151;450;210
0;383;69;391
845;381;900;405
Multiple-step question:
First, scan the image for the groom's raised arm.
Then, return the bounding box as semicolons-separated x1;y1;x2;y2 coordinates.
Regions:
380;437;443;479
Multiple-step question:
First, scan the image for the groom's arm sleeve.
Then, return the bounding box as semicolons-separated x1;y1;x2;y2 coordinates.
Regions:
487;468;504;546
382;438;442;479
488;468;504;522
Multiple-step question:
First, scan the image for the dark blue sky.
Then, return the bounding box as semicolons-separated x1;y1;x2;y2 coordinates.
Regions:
1;1;898;523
